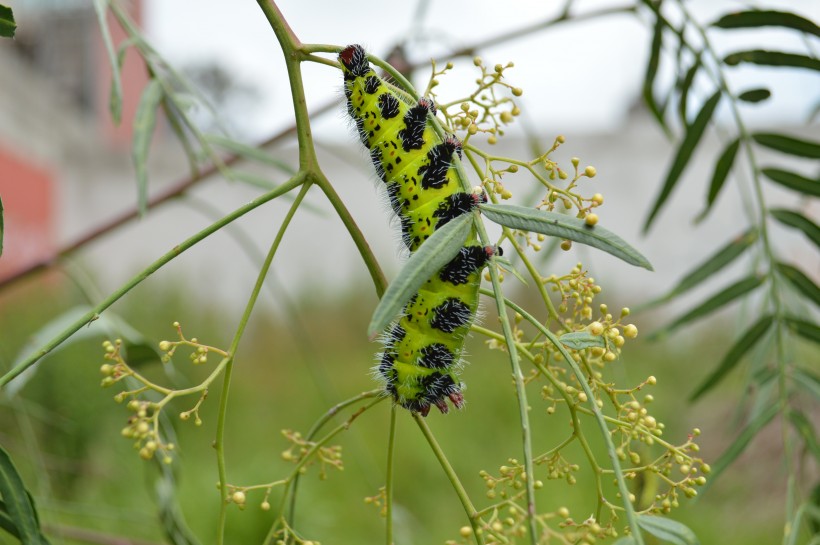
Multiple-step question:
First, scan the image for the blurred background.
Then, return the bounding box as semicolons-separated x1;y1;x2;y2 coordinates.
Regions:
0;0;817;544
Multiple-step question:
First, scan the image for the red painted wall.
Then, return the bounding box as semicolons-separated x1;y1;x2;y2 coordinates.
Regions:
0;146;54;281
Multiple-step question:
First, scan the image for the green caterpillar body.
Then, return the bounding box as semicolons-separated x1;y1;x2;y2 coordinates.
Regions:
340;44;497;415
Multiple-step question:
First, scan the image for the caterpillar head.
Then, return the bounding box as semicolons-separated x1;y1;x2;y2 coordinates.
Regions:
339;44;370;78
418;96;438;116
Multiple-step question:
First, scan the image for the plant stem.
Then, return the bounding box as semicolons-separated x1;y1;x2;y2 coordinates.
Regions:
385;405;397;545
0;176;305;389
413;414;485;545
215;182;312;543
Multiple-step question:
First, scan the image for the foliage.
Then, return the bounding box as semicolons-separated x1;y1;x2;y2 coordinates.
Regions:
0;1;816;545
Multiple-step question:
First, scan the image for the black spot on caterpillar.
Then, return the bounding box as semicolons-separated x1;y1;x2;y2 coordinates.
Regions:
340;44;499;416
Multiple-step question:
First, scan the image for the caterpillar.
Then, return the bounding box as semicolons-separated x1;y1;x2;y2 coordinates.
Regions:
339;44;499;416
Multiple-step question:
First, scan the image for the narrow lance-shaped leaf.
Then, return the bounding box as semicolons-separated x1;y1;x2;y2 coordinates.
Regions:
647;228;757;307
794;368;820;401
368;213;473;339
753;132;820;159
655;275;764;335
558;331;606;350
724;50;820;72
132;79;164;216
770;208;820;248
690;314;774;401
737;88;771;103
204;134;296;175
762;168;820;197
637;515;700;545
700;137;740;218
480;203;653;270
0;447;48;544
777;262;820;307
785;316;820;345
788;410;820;460
0;4;15;38
644;4;669;132
712;10;820;37
705;403;778;487
93;0;122;124
644;90;722;232
677;53;702;124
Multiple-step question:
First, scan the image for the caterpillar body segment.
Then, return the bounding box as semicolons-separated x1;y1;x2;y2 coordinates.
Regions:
340;44;497;415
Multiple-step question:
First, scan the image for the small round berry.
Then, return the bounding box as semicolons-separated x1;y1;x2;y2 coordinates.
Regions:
588;321;604;336
592;193;604;205
159;340;171;351
560;240;572;251
623;324;638;338
511;87;523;96
460;527;472;538
232;491;246;505
584;166;597;178
585;214;599;226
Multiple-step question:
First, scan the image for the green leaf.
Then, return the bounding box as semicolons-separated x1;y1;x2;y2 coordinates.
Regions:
754;133;820;158
204;134;295;175
785;316;820;344
0;500;22;538
648;228;757;307
676;55;699;122
777;262;820;307
637;515;700;545
644;91;721;232
0;5;15;38
689;314;773;401
0;194;4;259
788;410;820;460
558;331;606;350
6;306;158;397
701;138;740;217
93;0;122;124
794;368;820;400
737;88;771;103
724;50;820;71
479;204;653;270
0;447;48;544
677;54;702;124
368;214;473;339
644;5;668;131
132;79;164;216
656;275;764;335
770;208;820;248
712;10;820;38
707;403;778;486
762;168;820;197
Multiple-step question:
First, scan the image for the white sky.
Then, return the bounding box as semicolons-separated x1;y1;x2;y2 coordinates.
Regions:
145;0;820;140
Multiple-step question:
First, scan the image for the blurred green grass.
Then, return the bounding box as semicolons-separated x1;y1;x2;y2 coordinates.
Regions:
0;274;786;545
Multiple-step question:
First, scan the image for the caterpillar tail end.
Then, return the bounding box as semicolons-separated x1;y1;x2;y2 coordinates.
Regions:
416;391;465;417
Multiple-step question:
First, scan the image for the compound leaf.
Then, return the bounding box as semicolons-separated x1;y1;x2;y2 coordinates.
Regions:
737;88;771;103
655;275;764;335
637;516;699;545
132;79;164;215
753;133;820;159
558;331;606;350
480;204;652;270
701;137;740;217
646;228;756;307
762;168;820;197
777;262;820;307
93;0;122;124
712;10;820;37
770;208;820;248
644;91;721;232
785;316;820;345
368;214;472;339
724;50;820;71
0;446;49;544
707;403;778;486
689;314;774;401
0;4;14;38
